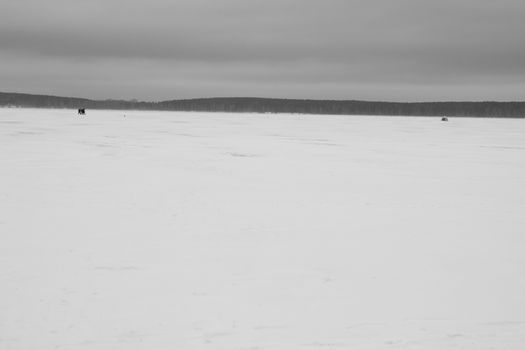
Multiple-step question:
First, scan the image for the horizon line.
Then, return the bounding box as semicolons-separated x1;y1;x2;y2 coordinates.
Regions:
2;91;525;105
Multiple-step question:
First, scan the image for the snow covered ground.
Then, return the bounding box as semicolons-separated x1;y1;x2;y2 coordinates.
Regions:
1;108;525;350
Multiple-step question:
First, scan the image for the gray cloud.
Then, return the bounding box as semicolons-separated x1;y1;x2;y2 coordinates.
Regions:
1;0;525;100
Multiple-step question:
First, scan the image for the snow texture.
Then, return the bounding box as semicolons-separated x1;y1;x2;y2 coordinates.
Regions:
1;108;525;349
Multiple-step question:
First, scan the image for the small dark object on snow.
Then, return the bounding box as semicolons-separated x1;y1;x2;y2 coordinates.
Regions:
442;117;448;121
78;108;86;115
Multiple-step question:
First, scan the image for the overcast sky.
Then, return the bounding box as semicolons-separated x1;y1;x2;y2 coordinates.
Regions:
1;0;525;101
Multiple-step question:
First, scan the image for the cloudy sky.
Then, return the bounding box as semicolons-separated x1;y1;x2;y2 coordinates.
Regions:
1;0;525;101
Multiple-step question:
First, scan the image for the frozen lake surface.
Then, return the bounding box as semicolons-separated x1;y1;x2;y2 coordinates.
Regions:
1;108;525;349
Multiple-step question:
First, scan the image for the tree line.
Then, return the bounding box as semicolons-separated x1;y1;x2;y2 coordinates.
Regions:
1;92;524;118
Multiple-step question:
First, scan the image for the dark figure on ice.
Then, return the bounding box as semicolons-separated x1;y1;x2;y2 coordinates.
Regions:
78;108;86;115
441;117;448;121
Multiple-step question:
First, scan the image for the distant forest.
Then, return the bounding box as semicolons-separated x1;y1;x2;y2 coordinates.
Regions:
1;92;524;118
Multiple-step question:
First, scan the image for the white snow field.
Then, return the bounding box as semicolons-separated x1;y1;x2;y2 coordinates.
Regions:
1;108;525;350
